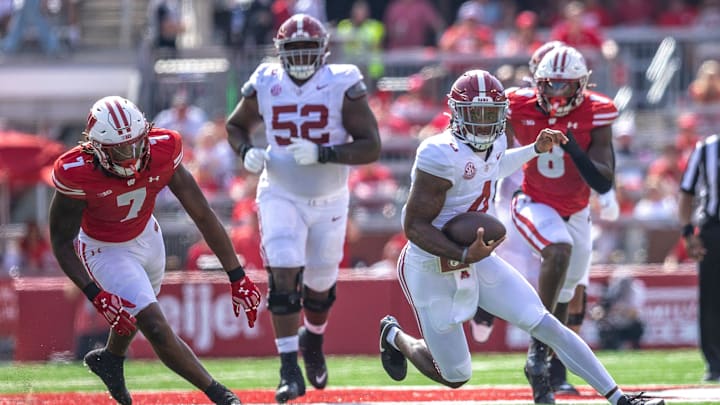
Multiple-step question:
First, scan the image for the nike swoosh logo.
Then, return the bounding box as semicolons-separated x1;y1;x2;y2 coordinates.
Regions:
316;84;328;90
315;370;327;384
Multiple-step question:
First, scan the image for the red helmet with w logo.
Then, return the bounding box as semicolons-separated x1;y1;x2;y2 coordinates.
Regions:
274;14;329;80
447;70;508;150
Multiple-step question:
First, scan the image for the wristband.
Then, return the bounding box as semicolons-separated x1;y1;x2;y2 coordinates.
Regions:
460;247;469;264
82;282;102;301
317;146;338;163
227;266;247;282
682;223;695;238
235;144;252;160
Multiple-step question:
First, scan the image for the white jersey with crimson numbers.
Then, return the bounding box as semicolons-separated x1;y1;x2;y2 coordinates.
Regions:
248;62;363;198
402;130;507;259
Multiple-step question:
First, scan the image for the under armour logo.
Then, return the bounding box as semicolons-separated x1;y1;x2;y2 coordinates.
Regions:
567;122;578;129
127;179;135;186
148;176;160;182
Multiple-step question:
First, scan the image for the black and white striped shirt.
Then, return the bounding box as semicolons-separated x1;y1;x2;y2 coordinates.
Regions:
680;134;720;224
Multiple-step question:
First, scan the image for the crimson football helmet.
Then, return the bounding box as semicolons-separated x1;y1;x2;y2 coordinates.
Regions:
274;14;329;80
534;45;590;117
528;40;565;76
84;96;150;178
447;70;508;150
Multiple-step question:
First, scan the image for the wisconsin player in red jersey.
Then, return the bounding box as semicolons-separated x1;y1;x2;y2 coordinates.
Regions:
49;96;261;405
506;45;618;404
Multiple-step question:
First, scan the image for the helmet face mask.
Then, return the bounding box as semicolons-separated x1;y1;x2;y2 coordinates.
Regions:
448;70;508;150
274;14;329;80
85;96;150;178
533;45;590;117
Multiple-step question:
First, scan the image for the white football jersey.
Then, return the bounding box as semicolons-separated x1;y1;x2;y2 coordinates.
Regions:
249;62;363;198
403;130;508;257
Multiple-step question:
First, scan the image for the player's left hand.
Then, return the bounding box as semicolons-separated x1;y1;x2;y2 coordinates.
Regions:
231;276;262;327
533;128;568;153
287;137;319;165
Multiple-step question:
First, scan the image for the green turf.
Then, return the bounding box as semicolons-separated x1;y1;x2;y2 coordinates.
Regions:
0;349;709;395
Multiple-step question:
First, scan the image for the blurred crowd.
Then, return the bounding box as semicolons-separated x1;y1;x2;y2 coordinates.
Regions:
2;0;720;279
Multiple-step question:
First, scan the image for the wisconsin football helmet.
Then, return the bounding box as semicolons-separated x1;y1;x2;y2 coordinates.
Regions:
534;45;590;117
528;40;565;76
447;70;508;150
274;14;329;80
84;96;150;178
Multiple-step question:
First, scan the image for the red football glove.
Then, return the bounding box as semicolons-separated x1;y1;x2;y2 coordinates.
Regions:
231;276;261;328
91;290;137;336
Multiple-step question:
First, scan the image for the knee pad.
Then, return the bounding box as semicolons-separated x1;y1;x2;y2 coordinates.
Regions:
267;271;302;315
302;284;336;313
567;290;587;327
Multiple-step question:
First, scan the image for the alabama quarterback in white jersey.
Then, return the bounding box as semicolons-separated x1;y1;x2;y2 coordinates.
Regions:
49;96;260;405
226;14;381;403
377;70;664;405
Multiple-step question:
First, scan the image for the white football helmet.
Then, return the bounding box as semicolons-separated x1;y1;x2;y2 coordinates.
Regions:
533;45;590;117
84;96;150;178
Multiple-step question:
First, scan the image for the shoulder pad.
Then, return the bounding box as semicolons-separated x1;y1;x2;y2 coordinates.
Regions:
241;81;257;98
345;80;368;100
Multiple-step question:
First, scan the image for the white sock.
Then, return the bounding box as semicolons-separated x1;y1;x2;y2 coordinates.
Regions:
609;389;624;405
304;317;327;334
386;326;399;350
276;335;299;353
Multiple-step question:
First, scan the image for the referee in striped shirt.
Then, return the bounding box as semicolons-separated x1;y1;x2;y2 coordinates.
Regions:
679;134;720;383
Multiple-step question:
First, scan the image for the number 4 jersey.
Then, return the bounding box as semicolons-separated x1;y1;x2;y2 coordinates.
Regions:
248;62;363;198
506;87;618;217
51;129;183;242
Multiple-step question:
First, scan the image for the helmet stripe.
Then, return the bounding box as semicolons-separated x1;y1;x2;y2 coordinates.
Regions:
560;49;568;72
104;101;122;133
477;71;486;94
113;99;130;128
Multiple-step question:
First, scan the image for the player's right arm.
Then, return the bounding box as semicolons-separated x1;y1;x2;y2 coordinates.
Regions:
49;191;90;289
226;81;267;174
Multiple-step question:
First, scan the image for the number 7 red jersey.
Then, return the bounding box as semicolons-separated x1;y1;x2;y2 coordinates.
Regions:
51;128;183;242
506;87;618;217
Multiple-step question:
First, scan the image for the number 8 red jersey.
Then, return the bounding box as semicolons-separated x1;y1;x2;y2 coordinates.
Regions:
51;128;183;242
506;87;618;216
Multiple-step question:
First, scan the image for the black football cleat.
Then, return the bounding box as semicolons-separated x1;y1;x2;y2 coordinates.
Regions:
379;315;407;381
208;387;242;405
549;356;579;395
617;392;665;405
275;363;306;404
524;340;554;404
84;348;133;405
298;326;328;389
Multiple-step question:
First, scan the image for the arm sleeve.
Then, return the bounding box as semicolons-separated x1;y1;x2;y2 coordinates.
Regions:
561;133;613;193
497;144;539;178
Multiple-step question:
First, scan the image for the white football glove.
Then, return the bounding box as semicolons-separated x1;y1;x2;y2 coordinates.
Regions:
243;147;268;174
597;189;620;221
287;137;319;165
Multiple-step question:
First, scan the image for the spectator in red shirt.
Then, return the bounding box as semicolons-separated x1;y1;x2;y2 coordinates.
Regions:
550;1;603;54
439;3;495;55
656;0;697;27
613;0;655;26
501;10;543;57
383;0;444;49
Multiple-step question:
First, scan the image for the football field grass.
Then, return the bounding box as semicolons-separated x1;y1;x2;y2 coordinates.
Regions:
0;348;717;404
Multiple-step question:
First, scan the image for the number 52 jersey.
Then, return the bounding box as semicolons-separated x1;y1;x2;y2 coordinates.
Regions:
51;129;183;243
248;62;363;198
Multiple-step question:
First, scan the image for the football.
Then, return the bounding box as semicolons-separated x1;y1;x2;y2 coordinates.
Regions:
441;211;506;247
